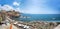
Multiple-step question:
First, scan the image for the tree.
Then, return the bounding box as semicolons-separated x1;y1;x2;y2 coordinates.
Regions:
0;17;2;23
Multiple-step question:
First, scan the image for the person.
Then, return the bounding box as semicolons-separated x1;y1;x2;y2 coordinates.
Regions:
10;23;13;29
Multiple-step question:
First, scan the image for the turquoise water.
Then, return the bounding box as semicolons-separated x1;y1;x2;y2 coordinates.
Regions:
14;14;60;22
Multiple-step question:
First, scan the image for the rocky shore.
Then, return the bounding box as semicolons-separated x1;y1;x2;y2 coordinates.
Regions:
0;16;60;29
0;10;60;29
6;16;60;29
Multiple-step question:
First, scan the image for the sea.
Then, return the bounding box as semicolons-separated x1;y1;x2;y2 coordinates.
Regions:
14;14;60;22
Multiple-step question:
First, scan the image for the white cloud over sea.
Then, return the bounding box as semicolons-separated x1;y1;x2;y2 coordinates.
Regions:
13;2;20;6
0;4;22;12
0;5;14;10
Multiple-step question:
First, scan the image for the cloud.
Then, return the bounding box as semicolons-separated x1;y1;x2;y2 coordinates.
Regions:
0;5;14;11
16;8;21;12
0;4;2;8
0;4;21;12
0;4;1;7
3;5;14;9
13;2;20;6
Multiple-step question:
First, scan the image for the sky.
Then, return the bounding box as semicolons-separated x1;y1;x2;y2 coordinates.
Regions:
0;0;60;14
